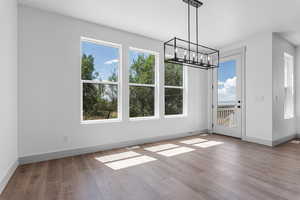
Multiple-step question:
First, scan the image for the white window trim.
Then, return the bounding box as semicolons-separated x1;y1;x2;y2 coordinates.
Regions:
80;37;123;124
283;52;294;120
128;47;160;120
164;65;187;118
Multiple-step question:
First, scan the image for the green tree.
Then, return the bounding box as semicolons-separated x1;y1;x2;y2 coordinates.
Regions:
129;54;155;117
129;54;155;84
165;63;183;115
81;54;99;80
81;54;117;120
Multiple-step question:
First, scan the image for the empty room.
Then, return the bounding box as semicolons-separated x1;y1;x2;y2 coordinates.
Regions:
1;0;300;199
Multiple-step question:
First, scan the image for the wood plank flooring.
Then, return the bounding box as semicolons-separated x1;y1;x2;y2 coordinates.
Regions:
1;134;300;200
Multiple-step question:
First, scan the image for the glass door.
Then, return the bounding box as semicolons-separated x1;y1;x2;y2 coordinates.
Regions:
212;53;242;138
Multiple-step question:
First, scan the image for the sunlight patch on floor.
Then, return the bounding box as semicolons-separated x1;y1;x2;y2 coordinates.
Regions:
157;147;195;157
291;140;300;144
180;138;208;145
105;155;157;170
144;143;179;152
200;134;209;137
193;141;223;148
95;151;140;163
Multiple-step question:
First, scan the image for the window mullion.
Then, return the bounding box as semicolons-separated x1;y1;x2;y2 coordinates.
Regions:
164;85;183;89
82;80;119;85
129;83;155;87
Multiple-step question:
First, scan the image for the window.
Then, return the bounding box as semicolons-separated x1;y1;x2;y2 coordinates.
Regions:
129;48;158;118
164;63;185;116
81;38;121;122
284;53;294;119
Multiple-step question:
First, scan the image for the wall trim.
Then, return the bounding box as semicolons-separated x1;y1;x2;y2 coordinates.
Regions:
243;136;273;146
272;134;297;147
19;130;208;164
0;160;19;195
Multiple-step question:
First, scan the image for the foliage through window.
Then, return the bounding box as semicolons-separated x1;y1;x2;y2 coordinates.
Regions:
81;39;120;121
165;63;185;115
129;49;157;118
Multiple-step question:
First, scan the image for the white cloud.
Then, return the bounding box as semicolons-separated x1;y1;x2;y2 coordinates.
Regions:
104;59;119;65
218;76;236;103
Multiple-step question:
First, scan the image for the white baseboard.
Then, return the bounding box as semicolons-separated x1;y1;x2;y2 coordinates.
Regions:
243;134;297;147
272;134;297;147
243;136;273;146
19;129;208;164
0;160;18;195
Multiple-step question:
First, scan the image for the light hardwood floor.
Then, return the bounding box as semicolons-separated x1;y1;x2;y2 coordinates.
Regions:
1;134;300;200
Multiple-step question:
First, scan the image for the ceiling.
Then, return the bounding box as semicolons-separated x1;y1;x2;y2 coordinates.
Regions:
19;0;300;47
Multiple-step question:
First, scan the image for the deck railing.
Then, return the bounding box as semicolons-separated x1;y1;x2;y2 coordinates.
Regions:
217;105;236;127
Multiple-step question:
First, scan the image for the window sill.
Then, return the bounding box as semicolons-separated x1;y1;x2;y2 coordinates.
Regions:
164;114;187;119
284;116;294;120
129;116;159;122
81;119;122;125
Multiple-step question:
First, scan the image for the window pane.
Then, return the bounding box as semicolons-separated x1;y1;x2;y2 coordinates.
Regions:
165;88;183;115
284;53;294;119
165;63;183;86
129;50;155;84
217;60;237;127
83;83;118;120
130;86;154;117
81;41;119;82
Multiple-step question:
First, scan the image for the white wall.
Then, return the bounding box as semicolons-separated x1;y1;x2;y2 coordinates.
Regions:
220;32;273;144
18;6;208;158
272;33;296;141
0;0;18;193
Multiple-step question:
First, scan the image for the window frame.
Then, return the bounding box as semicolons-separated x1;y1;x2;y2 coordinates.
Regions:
164;64;187;118
283;52;294;120
128;47;160;120
80;37;122;124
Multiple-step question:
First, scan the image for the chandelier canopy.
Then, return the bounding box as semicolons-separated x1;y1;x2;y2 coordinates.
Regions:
164;0;219;70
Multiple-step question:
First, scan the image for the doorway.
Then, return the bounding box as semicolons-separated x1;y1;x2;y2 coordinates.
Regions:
212;48;245;138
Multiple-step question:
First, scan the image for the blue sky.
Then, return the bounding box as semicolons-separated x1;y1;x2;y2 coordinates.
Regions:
218;60;236;83
218;60;237;104
82;41;119;81
82;41;153;81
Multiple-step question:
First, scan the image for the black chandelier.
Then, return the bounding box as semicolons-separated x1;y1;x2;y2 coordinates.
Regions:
164;0;219;70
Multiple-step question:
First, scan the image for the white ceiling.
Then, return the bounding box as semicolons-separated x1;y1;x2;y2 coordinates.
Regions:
19;0;300;47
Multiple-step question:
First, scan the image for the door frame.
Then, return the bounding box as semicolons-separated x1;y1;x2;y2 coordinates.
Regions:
209;47;246;140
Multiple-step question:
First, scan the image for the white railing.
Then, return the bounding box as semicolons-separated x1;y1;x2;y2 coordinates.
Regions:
217;105;236;127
